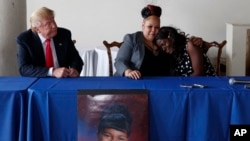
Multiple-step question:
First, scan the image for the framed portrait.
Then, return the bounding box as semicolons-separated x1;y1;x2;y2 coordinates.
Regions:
77;89;149;141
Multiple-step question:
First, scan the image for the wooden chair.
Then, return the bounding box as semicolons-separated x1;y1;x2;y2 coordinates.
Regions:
103;40;123;76
204;40;227;76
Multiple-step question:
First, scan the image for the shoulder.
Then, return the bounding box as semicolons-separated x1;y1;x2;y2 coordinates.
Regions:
123;31;143;44
17;29;34;39
16;29;38;42
57;27;71;34
54;27;72;40
124;31;142;38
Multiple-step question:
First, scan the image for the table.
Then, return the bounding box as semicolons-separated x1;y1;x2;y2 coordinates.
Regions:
27;76;250;141
0;76;38;141
80;46;118;76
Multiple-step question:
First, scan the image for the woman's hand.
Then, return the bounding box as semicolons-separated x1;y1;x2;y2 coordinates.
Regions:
124;69;141;80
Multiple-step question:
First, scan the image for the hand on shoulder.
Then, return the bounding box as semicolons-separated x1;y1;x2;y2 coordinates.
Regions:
189;36;203;47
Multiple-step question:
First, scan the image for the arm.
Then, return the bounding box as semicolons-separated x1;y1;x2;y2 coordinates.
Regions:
16;32;50;77
186;40;204;76
189;36;213;54
67;40;84;76
114;33;142;79
54;28;84;77
114;34;135;76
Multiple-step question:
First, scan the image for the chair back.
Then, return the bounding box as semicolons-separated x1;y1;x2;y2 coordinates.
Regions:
103;40;123;76
204;40;227;75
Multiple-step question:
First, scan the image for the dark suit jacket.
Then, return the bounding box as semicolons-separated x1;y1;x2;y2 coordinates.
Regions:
16;27;84;77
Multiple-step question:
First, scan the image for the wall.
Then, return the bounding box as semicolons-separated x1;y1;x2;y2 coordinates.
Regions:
226;24;250;76
0;0;26;75
2;0;250;75
26;0;250;56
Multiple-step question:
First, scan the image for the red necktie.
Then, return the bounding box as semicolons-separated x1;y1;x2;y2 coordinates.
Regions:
45;39;54;67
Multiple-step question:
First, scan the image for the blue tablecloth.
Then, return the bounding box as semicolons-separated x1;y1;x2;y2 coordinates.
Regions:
27;76;250;141
0;76;38;141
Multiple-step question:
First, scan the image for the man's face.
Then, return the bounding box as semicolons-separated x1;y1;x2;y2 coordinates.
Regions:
98;128;128;141
36;17;57;39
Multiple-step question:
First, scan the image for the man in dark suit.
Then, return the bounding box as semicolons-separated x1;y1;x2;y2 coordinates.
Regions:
16;7;83;78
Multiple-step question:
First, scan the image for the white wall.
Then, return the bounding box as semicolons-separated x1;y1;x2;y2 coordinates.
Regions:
0;0;234;76
26;0;250;57
27;0;146;53
226;24;250;76
1;1;248;76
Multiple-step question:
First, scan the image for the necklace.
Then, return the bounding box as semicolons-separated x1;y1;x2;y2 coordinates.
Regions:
144;41;159;56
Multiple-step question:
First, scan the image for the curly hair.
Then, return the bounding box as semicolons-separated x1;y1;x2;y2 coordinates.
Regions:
154;26;188;56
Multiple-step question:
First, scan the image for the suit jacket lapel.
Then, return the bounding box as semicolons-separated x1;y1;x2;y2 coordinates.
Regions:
53;37;63;66
32;32;46;65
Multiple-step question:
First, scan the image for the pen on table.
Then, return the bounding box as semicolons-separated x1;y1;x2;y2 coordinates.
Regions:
180;84;205;88
180;84;193;88
193;84;205;88
68;66;72;75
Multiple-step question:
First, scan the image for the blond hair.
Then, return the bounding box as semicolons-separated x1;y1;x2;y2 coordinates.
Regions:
30;7;55;32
